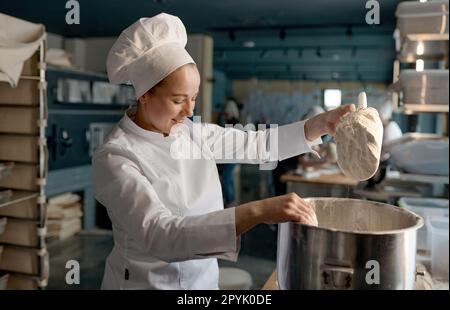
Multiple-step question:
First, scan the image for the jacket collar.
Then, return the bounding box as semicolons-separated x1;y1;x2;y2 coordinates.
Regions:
119;106;177;141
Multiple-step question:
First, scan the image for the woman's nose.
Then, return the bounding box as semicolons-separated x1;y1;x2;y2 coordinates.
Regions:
181;101;194;117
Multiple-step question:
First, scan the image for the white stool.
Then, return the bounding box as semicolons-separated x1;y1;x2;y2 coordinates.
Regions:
218;267;253;290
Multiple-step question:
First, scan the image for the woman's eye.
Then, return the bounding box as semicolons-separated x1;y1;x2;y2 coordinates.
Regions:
173;100;184;104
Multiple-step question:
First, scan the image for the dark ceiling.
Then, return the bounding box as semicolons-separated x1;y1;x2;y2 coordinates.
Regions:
0;0;405;82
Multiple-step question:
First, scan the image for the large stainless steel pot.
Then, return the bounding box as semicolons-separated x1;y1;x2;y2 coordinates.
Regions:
277;198;423;290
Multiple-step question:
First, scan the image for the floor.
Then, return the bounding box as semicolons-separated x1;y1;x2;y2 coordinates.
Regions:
46;230;276;290
46;230;113;290
218;255;276;289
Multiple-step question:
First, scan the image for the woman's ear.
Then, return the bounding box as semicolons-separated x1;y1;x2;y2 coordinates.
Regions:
138;92;149;105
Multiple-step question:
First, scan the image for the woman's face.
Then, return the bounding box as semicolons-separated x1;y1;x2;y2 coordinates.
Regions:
137;64;200;134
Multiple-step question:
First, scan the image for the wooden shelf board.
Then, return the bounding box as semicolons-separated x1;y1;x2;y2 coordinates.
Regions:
0;191;39;209
406;33;449;41
399;104;449;113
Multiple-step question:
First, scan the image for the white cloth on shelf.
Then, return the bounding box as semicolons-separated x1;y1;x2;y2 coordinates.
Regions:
0;13;45;86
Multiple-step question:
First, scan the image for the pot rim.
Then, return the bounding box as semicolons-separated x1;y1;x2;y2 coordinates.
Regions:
285;197;425;235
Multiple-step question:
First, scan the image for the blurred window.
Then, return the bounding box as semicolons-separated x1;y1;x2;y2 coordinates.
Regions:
324;89;341;111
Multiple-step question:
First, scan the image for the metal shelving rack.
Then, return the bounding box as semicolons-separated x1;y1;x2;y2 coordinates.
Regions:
358;3;450;204
392;21;449;121
390;2;449;194
0;37;49;289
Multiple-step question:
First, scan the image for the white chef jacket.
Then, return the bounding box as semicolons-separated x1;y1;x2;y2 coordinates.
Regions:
92;107;321;290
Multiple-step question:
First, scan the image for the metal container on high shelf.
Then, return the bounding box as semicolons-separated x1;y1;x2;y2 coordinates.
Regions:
277;198;423;290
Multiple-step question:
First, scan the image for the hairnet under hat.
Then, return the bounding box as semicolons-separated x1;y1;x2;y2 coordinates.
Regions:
106;13;195;99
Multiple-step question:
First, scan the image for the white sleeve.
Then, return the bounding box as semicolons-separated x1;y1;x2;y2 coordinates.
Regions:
202;120;322;164
92;147;240;263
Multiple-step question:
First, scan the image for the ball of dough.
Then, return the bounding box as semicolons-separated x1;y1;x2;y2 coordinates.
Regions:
335;107;383;181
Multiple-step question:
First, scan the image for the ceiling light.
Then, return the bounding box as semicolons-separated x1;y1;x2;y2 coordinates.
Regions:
260;49;268;58
279;28;286;40
243;41;255;48
316;48;322;58
229;30;236;42
346;26;353;38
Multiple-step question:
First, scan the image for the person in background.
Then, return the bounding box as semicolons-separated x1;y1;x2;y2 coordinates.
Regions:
272;155;299;196
218;97;241;207
222;97;240;125
378;98;403;148
373;98;403;162
272;105;337;195
367;97;404;187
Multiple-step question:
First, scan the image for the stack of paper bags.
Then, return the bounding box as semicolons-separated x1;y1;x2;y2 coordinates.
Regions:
46;193;83;241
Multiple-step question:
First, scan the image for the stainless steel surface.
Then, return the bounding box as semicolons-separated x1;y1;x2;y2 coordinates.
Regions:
277;198;423;290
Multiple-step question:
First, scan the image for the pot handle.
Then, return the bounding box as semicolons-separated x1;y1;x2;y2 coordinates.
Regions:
321;264;354;290
415;264;426;278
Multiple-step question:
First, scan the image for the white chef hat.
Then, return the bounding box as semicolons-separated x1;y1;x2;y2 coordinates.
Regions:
106;13;195;99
